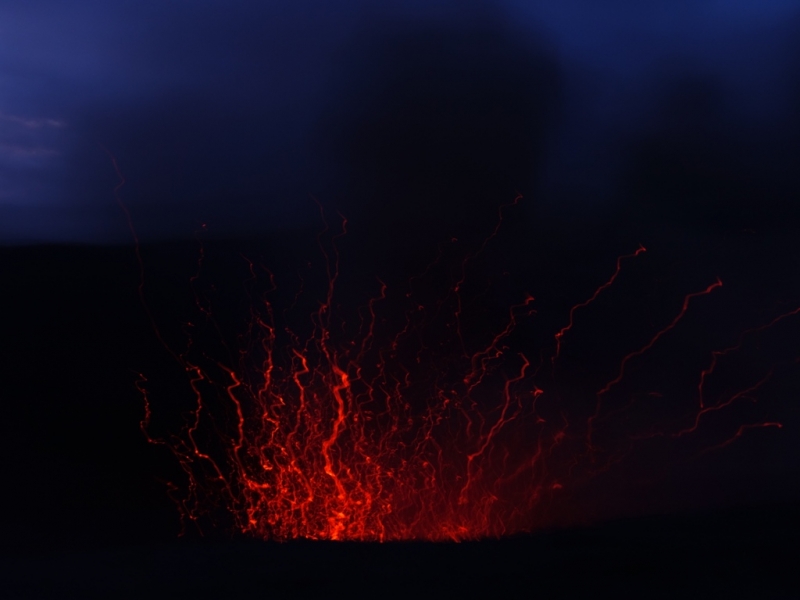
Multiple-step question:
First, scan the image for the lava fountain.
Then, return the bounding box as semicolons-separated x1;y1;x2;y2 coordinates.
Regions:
126;186;793;542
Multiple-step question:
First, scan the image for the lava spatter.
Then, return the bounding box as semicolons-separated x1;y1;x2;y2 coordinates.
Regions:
122;186;791;541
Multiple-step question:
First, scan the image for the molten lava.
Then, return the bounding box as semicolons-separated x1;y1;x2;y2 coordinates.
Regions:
129;192;793;542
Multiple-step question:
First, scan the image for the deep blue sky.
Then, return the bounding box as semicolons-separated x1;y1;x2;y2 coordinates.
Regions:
1;0;798;243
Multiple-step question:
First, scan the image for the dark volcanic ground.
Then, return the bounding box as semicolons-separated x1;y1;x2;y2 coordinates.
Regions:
1;503;798;599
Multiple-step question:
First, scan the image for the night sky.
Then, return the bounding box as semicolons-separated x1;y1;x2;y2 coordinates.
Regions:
2;0;798;242
1;1;799;596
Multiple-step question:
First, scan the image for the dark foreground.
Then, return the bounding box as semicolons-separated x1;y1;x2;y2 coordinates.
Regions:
1;503;797;599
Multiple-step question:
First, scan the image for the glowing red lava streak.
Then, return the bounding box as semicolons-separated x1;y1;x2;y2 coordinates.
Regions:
698;305;800;409
586;278;724;451
663;303;800;449
553;244;647;363
461;353;530;504
676;370;775;438
597;277;724;399
700;422;783;455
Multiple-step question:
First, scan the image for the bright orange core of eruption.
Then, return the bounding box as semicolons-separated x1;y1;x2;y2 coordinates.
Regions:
211;302;542;543
138;204;789;542
141;227;559;541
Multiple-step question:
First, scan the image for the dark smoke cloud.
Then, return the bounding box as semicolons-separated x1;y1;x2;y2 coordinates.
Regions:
312;20;560;251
